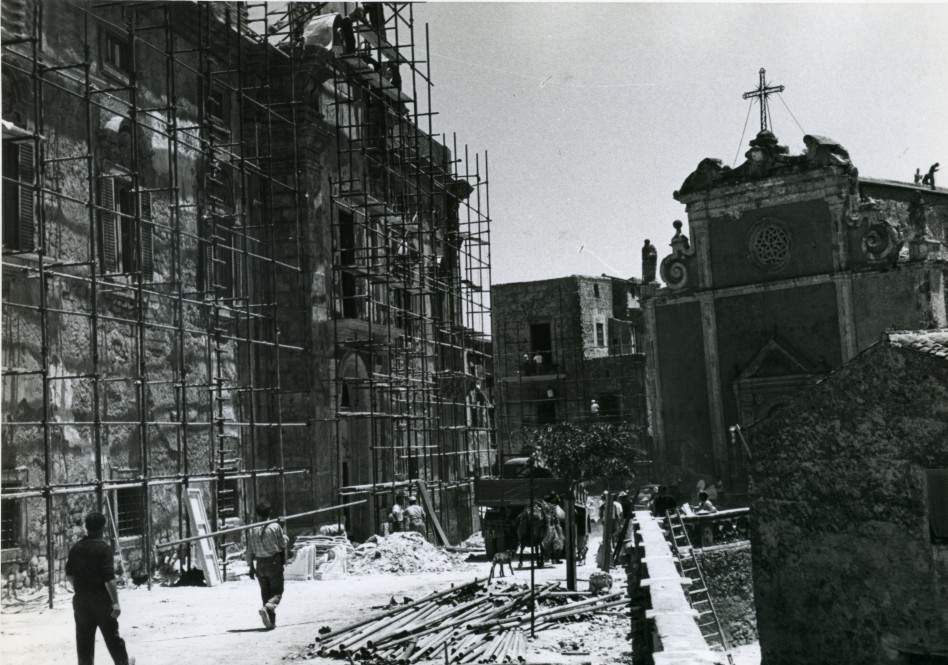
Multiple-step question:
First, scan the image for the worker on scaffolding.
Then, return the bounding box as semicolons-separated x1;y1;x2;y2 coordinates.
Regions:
65;512;135;665
247;500;289;630
405;496;426;536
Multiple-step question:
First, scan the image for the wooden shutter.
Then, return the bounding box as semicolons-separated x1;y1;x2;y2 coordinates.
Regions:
200;211;214;294
232;235;243;299
140;190;154;278
17;142;34;252
98;178;117;273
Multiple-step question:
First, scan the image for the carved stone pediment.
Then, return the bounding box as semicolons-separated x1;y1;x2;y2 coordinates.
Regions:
733;335;824;425
737;336;816;381
674;131;855;201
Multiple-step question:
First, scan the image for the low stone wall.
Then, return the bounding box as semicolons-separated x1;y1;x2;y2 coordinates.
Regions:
695;542;757;647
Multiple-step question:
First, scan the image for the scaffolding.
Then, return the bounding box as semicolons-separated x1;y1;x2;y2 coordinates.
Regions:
491;277;647;463
0;1;493;605
319;3;494;543
0;1;324;606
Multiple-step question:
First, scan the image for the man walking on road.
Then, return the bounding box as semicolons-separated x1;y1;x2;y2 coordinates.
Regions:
65;511;135;665
247;500;288;630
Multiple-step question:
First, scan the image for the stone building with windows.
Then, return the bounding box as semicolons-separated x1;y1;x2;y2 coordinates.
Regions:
492;275;647;460
1;1;491;593
642;129;948;501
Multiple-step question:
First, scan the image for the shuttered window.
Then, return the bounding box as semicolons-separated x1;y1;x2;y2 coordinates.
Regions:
2;141;35;252
98;177;118;273
140;191;154;277
200;210;243;300
97;176;154;278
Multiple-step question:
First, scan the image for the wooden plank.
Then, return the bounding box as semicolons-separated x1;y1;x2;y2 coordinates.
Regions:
184;488;222;586
414;480;450;547
103;495;127;584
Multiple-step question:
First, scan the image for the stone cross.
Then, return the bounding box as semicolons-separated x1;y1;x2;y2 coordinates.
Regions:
742;68;785;133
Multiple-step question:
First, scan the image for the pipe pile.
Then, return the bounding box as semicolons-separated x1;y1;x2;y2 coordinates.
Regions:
305;577;630;664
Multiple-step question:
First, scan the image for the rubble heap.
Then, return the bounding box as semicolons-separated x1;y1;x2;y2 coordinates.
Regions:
349;532;468;576
303;577;630;664
458;531;486;550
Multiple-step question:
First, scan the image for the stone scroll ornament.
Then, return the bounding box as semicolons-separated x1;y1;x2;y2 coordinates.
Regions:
862;219;903;264
659;220;697;290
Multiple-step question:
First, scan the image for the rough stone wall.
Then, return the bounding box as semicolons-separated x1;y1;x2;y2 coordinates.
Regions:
1;2;229;581
748;343;948;665
695;543;758;647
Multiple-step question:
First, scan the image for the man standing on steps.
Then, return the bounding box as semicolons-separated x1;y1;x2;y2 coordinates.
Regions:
65;511;135;665
247;500;288;630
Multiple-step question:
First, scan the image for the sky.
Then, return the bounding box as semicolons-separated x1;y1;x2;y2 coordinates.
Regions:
408;2;948;286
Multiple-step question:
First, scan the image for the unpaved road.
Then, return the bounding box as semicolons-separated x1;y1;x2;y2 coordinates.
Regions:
0;531;760;665
1;537;631;665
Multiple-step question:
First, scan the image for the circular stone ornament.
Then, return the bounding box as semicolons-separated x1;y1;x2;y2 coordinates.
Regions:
748;218;791;271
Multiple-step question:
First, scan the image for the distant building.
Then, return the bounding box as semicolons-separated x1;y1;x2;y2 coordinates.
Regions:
642;129;948;499
492;275;648;461
746;330;948;665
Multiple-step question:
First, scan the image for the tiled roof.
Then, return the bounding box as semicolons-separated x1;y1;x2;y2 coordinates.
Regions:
886;330;948;359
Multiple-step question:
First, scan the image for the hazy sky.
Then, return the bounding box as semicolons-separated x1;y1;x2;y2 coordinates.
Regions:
409;3;948;286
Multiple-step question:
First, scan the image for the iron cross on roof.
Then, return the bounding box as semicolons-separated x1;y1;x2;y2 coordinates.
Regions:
742;68;785;133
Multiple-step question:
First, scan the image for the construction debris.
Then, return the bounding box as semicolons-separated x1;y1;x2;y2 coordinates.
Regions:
286;535;354;580
459;531;486;550
303;576;630;664
349;532;469;576
587;571;614;595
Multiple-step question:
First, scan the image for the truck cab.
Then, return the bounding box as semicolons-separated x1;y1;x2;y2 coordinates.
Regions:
474;456;588;558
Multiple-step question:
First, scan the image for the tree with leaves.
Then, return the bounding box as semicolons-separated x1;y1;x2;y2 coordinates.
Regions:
524;421;650;484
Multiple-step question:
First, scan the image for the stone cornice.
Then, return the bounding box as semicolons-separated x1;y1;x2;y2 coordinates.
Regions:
646;261;947;307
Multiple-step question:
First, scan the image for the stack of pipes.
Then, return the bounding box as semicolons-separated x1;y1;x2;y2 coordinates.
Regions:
309;577;630;664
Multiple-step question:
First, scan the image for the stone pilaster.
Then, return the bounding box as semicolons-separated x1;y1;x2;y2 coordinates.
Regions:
642;292;666;479
698;294;728;481
834;276;857;362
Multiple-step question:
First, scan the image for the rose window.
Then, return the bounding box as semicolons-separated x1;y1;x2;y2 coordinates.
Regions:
749;220;790;270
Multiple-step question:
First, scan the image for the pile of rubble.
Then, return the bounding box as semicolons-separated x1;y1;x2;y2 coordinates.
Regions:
303;577;630;664
458;531;486;550
349;532;468;576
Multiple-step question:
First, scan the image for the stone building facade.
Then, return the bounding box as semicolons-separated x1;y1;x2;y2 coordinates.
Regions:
492;275;647;459
1;1;491;589
642;130;948;501
746;330;948;665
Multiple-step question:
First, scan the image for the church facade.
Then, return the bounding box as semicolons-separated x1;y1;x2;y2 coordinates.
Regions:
642;129;948;501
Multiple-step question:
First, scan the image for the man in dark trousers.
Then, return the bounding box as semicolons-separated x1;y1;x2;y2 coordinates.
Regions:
246;499;288;630
65;511;134;665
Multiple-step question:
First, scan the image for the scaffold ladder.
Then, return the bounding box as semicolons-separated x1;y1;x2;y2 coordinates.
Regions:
665;511;734;664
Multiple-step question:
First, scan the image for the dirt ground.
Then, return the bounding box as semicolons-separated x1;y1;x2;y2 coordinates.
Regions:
0;532;759;665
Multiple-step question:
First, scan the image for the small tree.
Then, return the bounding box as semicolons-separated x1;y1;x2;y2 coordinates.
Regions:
524;421;650;485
